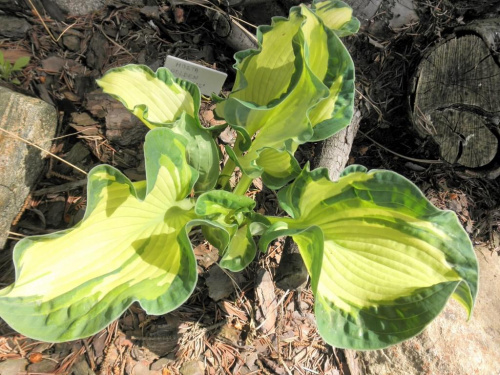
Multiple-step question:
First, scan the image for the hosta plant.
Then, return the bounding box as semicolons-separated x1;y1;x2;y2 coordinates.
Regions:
0;0;478;350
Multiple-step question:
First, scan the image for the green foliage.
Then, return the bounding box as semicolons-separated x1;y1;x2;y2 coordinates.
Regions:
0;51;30;85
0;0;478;349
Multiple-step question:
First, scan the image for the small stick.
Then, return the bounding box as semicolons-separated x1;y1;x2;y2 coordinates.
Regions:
358;130;443;164
95;25;135;58
0;127;88;175
26;0;57;42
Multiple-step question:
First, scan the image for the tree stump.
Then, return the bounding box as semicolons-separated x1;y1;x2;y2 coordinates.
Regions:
411;21;500;172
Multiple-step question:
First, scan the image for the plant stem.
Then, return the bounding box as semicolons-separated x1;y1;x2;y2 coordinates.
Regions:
218;158;236;190
217;134;244;190
233;174;253;196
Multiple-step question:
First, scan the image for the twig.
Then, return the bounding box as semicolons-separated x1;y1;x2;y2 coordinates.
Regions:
95;25;135;58
7;231;26;238
26;0;58;42
83;338;96;371
358;130;443;164
0;127;88;175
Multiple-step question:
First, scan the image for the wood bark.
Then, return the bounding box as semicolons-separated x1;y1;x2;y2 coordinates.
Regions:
206;9;258;52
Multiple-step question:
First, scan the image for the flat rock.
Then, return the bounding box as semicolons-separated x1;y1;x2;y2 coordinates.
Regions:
0;358;29;375
0;15;31;39
70;359;96;375
389;0;419;29
0;0;27;13
27;359;58;373
50;0;144;17
205;266;244;302
180;360;204;375
0;87;58;249
348;0;382;20
51;0;106;16
62;35;81;52
150;358;173;371
352;246;500;375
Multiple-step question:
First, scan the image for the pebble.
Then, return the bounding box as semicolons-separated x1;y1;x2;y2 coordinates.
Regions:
0;359;28;375
63;35;81;52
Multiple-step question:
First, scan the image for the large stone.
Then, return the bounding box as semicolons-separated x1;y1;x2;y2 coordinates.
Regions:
0;87;58;249
352;246;500;375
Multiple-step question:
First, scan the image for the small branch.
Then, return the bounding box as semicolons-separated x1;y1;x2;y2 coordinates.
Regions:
358;130;443;165
0;126;88;175
32;179;88;196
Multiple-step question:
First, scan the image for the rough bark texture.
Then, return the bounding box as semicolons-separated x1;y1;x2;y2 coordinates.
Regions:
312;108;361;180
0;87;58;249
412;31;500;169
207;10;258;52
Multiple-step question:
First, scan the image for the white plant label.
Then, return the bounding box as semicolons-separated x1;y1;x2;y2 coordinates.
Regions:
164;55;227;96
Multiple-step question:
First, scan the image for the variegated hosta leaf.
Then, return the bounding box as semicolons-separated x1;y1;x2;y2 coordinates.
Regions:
97;65;198;126
312;0;361;37
257;147;301;189
215;0;357;188
195;191;257;271
97;64;219;192
264;165;478;349
0;128;198;342
220;224;256;271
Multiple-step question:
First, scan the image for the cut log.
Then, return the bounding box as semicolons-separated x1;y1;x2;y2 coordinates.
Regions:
412;30;500;169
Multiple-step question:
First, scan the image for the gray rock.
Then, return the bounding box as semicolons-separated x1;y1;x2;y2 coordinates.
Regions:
50;0;144;16
389;0;419;30
180;360;204;375
0;87;58;249
70;359;96;375
0;16;31;39
27;359;58;373
62;35;81;52
121;0;145;5
86;31;109;71
352;245;500;375
205;266;245;302
51;0;105;15
150;358;173;371
131;362;150;375
0;0;28;13
0;358;29;375
348;0;382;20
